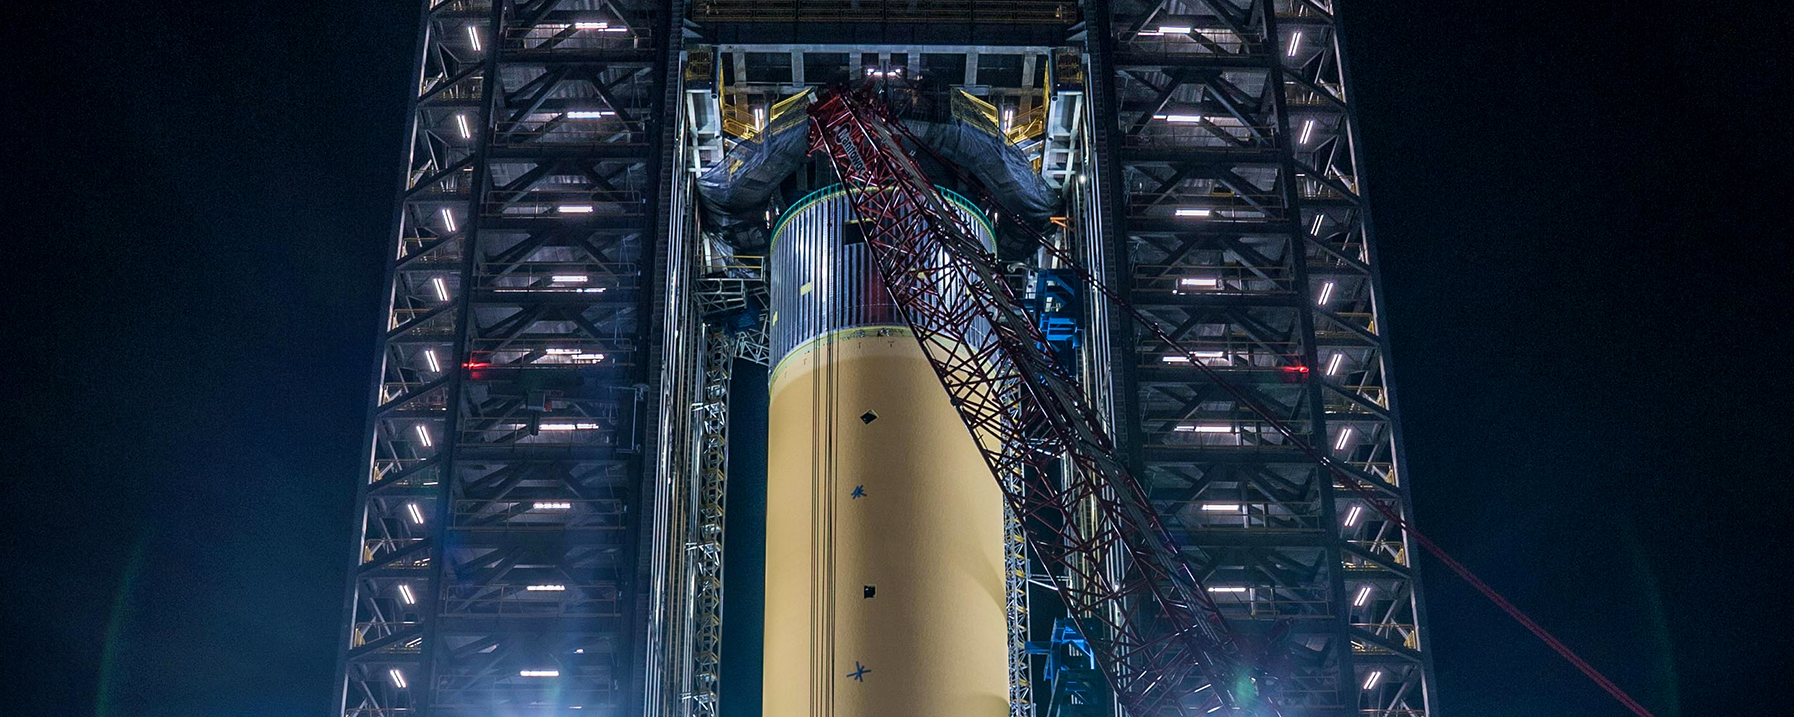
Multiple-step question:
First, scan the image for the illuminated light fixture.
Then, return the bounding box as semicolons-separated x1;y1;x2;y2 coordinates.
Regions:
1345;504;1364;527
397;584;416;605
1300;118;1316;144
526;584;567;592
1001;106;1015;131
1161;354;1192;364
533;501;573;510
1288;31;1304;57
551;274;589;283
573;21;608;29
455;113;472;140
571;707;584;711
574;648;585;654
1194;350;1226;361
1354;585;1373;607
1311;214;1325;235
753;106;766;131
466;25;482;52
540;422;601;431
1176;423;1233;434
1174;207;1211;218
390;669;408;689
406;502;425;525
520;669;561;678
1207;586;1248;593
545;348;581;355
566;110;615;119
1159;25;1193;34
1325;352;1344;376
415;424;434;448
557;204;595;214
571;353;606;362
1178;276;1220;290
1200;503;1243;512
598;26;628;32
1333;426;1354;452
1316;280;1336;306
1362;670;1383;690
424;349;441;373
1153;113;1204;123
430;276;450;302
440;208;458;233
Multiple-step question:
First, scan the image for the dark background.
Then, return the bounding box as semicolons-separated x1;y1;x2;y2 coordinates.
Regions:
6;2;1786;715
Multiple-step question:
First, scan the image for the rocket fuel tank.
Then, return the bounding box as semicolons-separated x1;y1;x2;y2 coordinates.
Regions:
762;186;1010;717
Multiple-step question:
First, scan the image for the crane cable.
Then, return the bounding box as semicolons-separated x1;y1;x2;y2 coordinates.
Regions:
876;101;1661;717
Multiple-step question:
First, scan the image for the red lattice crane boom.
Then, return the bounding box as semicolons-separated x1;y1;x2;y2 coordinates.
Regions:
808;85;1272;717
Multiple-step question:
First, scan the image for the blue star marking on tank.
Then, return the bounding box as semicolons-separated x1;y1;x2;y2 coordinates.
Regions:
851;485;866;499
848;662;871;681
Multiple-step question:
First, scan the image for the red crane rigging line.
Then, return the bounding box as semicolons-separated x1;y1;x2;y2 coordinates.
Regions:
875;89;1660;717
808;86;1273;717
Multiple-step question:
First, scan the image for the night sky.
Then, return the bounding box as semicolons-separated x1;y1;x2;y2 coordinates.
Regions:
6;2;1785;716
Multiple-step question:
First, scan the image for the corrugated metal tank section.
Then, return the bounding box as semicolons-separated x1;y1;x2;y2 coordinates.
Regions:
768;185;995;371
762;184;1010;717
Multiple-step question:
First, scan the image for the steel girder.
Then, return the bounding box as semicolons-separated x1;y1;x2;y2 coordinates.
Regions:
336;2;681;716
1077;1;1434;715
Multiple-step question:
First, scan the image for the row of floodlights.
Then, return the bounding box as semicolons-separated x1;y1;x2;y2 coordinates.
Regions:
1135;24;1309;57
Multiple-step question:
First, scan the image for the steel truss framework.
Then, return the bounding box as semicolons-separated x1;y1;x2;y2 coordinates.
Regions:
333;1;682;715
1076;1;1435;715
339;2;1433;716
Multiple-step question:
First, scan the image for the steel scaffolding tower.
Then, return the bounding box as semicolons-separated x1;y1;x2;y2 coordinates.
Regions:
336;2;1433;716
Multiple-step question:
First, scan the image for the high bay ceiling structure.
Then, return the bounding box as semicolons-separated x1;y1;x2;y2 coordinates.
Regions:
335;2;1438;716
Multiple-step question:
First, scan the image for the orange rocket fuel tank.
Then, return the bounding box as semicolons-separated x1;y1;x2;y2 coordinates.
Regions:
762;187;1010;717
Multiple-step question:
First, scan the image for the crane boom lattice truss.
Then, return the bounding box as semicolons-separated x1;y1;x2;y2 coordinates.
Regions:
809;86;1270;717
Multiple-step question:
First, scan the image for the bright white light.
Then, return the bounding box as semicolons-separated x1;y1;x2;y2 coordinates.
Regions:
1354;585;1373;607
551;274;589;283
1159;25;1193;34
1325;352;1344;376
574;648;584;654
430;276;450;302
753;106;766;130
526;584;567;592
1178;276;1220;290
571;353;606;362
424;349;441;373
1174;208;1211;218
1311;214;1325;235
599;26;627;32
1207;707;1223;714
1207;586;1248;593
566;110;615;119
545;348;581;355
1333;426;1353;451
390;669;408;688
466;25;482;52
1316;280;1336;306
440;208;458;233
558;205;595;214
1300;118;1316;144
1161;354;1192;364
1201;504;1243;512
1176;423;1233;434
1362;670;1383;690
398;584;416;605
1153;113;1204;123
540;422;601;431
534;501;573;510
520;669;561;678
1344;504;1364;527
406;502;425;525
1288;31;1304;57
415;424;434;448
573;21;608;30
1001;107;1014;131
455;113;472;140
